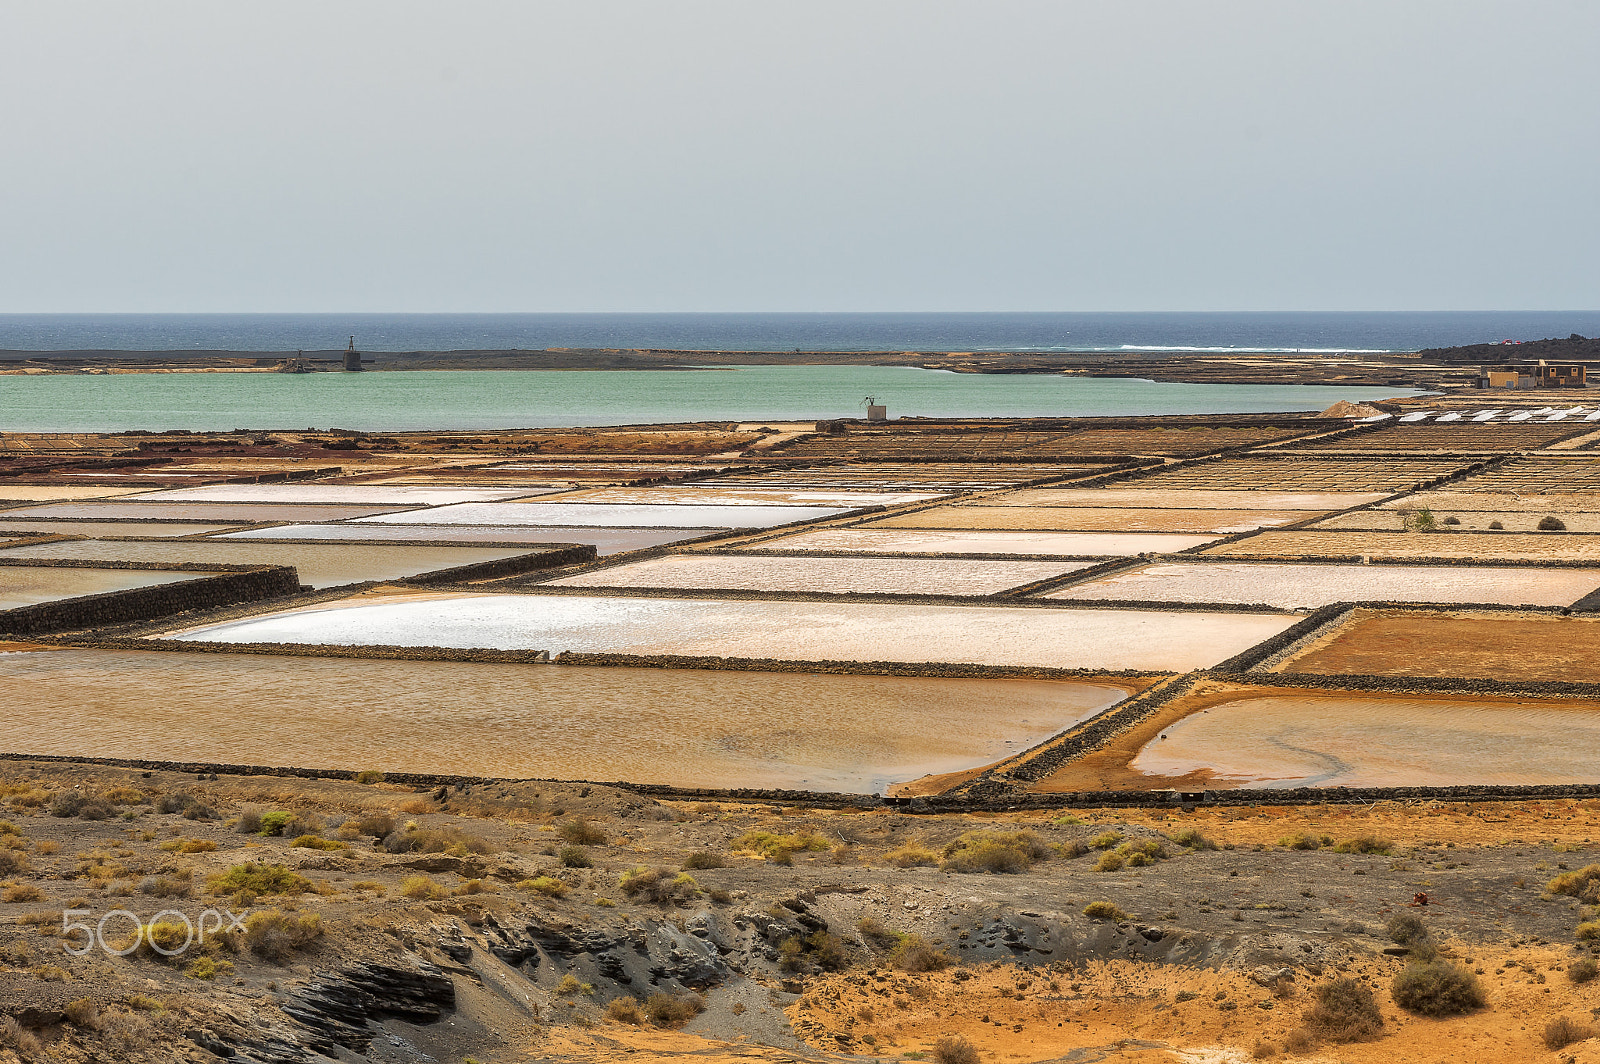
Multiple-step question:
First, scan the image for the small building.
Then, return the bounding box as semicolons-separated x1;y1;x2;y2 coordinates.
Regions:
343;336;363;372
1479;361;1586;389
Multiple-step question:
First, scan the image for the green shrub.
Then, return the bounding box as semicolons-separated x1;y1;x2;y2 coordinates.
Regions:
398;876;448;900
1391;959;1484;1017
1094;851;1125;872
940;830;1048;874
1576;921;1600;941
290;835;345;851
256;811;294;837
207;863;312;899
1332;835;1392;856
1278;832;1326;851
559;845;592;868
1089;831;1123;850
381;825;493;857
644;991;704;1028
1301;977;1384;1042
1547;864;1600;902
732;830;828;865
517;876;568;897
1082;901;1127;921
883;842;939;868
681;851;726;870
619;867;698;905
889;934;953;973
559;818;607;845
242;909;324;962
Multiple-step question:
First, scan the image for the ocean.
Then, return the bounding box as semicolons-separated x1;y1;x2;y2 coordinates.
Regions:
0;365;1424;433
2;311;1597;354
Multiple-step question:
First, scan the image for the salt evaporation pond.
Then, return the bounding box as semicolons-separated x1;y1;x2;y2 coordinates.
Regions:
750;528;1224;557
1044;561;1600;609
356;501;851;529
0;566;223;609
0;648;1130;793
128;484;550;505
0;540;539;589
546;486;945;508
547;555;1090;596
872;506;1307;533
0;485;149;502
169;591;1297;671
214;524;715;554
1131;692;1600;789
1;501;417;523
991;489;1387;510
0;521;241;539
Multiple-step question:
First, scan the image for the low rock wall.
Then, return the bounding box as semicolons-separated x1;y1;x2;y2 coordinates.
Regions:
0;566;301;636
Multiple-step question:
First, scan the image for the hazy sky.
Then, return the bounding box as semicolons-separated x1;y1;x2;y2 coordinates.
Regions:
3;1;1596;312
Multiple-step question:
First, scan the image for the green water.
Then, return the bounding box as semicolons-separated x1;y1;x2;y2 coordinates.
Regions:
1;365;1422;432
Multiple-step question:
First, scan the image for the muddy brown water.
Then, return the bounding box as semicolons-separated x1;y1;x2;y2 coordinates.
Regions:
0;566;223;610
1129;692;1600;789
0;649;1131;793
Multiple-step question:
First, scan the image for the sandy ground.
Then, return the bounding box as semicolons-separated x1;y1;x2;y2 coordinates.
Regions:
1201;529;1600;562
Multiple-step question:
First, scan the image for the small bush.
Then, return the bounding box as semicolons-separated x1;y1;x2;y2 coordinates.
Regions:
156;793;215;820
858;916;903;948
1576;921;1600;942
556;973;592;995
353;771;385;785
64;997;99;1028
559;845;593;868
234;807;263;834
381;825;493;856
1570;957;1599;984
398;876;448;901
889;934;953;972
290;835;345;851
604;996;645;1025
243;909;324;962
1391;959;1484;1017
0;850;27;876
256;811;294;837
1332;835;1392;856
1301;977;1384;1042
158;838;217;854
1094;851;1125;872
50;792;115;820
560;818;607;845
1;1016;41;1055
1545;1015;1598;1051
207;863;312;899
1082;901;1127;921
732;831;829;865
1488;520;1504;530
1441;515;1460;526
619;867;698;905
1539;516;1568;532
139;873;193;898
1089;831;1123;850
1165;828;1216;850
350;813;395;838
681;851;726;870
185;955;233;980
940;830;1048;874
932;1034;980;1064
644;991;704;1028
883;843;939;868
518;876;568;897
1547;864;1600;902
1386;912;1429;946
1;884;44;903
1278;832;1325;851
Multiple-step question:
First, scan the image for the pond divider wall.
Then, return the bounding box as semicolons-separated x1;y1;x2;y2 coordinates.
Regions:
0;565;302;636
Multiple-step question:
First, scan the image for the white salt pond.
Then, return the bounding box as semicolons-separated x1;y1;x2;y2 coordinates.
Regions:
0;540;542;589
355;501;852;529
545;486;944;507
872;506;1308;534
213;524;717;555
168;591;1296;671
0;565;222;610
1131;693;1600;789
547;555;1091;596
991;489;1387;510
1;501;418;523
746;528;1225;557
0;521;239;539
0;649;1131;793
127;484;552;505
1043;561;1600;609
0;485;149;502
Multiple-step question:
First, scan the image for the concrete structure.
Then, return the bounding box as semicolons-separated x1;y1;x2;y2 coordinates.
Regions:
1480;361;1587;389
343;336;363;372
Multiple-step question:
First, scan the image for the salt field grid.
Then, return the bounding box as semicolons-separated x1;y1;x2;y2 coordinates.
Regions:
739;527;1228;557
166;590;1299;672
545;554;1096;597
0;648;1133;793
1039;560;1600;609
121;483;557;505
864;505;1312;534
0;564;228;609
0;539;548;589
211;524;720;554
354;500;858;529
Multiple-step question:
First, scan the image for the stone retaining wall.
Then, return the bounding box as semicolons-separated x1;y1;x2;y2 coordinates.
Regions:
0;566;302;636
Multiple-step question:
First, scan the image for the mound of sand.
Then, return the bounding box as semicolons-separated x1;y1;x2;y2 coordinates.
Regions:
1320;400;1385;418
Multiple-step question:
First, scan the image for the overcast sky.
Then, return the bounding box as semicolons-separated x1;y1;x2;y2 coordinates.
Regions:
2;1;1596;313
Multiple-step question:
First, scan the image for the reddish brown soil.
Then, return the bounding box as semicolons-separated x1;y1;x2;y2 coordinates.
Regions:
1279;609;1600;682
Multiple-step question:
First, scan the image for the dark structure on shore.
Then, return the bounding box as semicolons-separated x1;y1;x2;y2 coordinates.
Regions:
343;336;363;372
